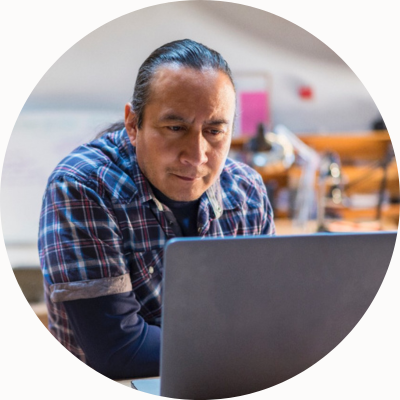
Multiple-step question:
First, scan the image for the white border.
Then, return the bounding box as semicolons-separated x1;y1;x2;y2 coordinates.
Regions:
1;1;399;399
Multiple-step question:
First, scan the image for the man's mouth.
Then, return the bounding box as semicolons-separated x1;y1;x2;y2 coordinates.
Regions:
172;174;202;182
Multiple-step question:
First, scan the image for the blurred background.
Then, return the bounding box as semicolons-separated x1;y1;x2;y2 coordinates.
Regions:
1;2;398;322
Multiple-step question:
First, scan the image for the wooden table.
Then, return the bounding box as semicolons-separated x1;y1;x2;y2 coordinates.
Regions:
274;218;398;235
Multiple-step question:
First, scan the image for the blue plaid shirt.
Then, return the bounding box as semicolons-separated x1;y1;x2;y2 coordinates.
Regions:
38;128;275;363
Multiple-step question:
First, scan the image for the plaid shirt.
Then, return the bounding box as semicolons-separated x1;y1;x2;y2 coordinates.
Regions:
38;128;275;361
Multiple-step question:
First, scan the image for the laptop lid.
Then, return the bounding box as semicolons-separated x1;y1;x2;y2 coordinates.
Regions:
160;231;396;399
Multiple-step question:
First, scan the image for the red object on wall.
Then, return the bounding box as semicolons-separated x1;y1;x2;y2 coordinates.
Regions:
299;86;313;100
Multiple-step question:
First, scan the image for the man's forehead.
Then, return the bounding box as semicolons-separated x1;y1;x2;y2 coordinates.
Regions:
143;65;236;124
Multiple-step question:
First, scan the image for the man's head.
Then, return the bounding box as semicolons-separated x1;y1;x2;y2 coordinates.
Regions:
125;39;236;202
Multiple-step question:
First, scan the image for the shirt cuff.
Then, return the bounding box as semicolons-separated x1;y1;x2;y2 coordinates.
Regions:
49;273;133;302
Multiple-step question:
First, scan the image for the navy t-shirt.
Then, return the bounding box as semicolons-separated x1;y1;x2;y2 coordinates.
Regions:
150;183;200;237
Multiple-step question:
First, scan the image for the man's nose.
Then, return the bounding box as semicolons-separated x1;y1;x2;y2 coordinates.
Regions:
179;131;208;167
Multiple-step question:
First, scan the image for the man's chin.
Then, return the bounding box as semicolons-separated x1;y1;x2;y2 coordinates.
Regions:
154;177;209;202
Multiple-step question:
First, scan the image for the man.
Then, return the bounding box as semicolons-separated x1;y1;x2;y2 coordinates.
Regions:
38;39;275;380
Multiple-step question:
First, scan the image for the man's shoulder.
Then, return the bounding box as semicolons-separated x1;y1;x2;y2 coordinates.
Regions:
220;158;267;209
47;129;137;201
222;157;264;187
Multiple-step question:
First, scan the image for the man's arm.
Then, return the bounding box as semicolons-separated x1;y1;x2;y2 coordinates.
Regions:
63;292;160;380
39;176;159;379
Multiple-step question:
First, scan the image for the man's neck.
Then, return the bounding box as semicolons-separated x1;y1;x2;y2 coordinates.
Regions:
149;183;199;209
149;182;200;237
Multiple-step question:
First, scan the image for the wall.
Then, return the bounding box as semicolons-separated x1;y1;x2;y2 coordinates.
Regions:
23;1;379;132
2;1;381;249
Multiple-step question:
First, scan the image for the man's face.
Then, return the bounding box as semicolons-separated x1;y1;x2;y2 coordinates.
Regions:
125;65;236;201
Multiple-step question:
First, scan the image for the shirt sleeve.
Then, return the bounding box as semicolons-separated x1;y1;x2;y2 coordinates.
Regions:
39;176;159;378
63;291;160;380
39;176;132;301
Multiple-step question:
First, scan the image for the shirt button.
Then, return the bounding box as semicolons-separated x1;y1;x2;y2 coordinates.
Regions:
149;266;154;274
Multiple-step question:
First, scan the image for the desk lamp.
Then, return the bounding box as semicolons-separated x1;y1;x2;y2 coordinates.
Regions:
246;123;295;169
275;125;320;230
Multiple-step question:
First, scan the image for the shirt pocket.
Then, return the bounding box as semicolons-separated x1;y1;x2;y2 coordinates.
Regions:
128;248;164;290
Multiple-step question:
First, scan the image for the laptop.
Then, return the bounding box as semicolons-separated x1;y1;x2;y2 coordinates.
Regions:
132;231;397;398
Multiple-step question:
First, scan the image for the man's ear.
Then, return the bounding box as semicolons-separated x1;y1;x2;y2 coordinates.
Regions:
124;103;139;146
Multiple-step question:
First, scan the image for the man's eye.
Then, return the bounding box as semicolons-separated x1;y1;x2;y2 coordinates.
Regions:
206;129;223;136
167;126;183;132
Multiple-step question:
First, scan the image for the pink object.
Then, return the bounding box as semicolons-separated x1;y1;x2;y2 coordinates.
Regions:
240;91;269;136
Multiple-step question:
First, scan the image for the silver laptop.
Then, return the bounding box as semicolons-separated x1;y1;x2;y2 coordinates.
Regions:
132;231;396;398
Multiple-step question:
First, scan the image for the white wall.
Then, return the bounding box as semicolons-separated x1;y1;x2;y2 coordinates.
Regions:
2;1;381;248
24;1;379;132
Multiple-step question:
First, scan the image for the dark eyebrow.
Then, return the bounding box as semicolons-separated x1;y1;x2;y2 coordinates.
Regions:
204;119;230;126
158;114;189;123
